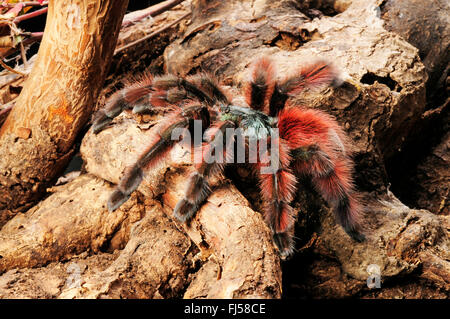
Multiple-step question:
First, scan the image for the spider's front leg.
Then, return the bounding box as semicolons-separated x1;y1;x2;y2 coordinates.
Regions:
254;136;298;257
92;72;228;134
92;74;154;134
108;106;207;212
174;120;235;222
244;57;338;116
152;73;230;107
244;57;276;112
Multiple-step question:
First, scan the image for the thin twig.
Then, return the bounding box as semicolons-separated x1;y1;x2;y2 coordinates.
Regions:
25;31;44;38
13;7;47;24
122;0;185;28
1;2;48;8
0;102;14;128
19;40;28;68
0;58;26;76
115;11;191;56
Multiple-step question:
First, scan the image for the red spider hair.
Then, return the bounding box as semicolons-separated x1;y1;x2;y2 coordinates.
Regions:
278;106;363;240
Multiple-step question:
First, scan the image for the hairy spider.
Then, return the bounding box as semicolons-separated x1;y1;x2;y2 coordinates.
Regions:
92;57;365;257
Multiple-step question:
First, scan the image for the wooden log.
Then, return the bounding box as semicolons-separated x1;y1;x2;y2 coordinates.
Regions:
0;174;144;272
0;193;199;299
0;0;129;227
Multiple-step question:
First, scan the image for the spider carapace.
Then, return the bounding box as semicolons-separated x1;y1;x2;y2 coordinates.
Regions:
92;57;365;258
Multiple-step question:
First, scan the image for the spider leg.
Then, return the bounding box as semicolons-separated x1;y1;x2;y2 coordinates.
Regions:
188;73;231;105
93;72;228;134
146;74;231;114
255;137;298;257
294;146;364;241
268;61;337;116
308;158;364;242
174;120;235;222
152;74;222;107
92;74;154;134
244;57;275;112
108;106;206;212
279;107;365;242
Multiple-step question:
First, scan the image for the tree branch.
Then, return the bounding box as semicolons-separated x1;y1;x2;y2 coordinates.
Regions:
121;0;185;28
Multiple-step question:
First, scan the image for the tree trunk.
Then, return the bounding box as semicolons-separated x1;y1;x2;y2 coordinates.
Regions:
0;0;129;227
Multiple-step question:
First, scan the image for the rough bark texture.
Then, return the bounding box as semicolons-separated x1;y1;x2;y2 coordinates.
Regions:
0;174;144;272
0;0;129;227
0;0;448;299
381;0;449;105
110;1;191;80
410;131;450;215
320;194;449;288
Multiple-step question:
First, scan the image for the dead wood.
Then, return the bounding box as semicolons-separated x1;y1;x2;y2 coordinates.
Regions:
0;174;144;272
79;115;283;298
318;193;449;291
121;0;186;28
0;196;197;299
109;1;191;78
0;0;129;227
410;130;450;215
381;0;449;104
0;0;448;299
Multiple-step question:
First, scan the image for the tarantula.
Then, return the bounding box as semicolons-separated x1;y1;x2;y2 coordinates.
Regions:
92;57;365;257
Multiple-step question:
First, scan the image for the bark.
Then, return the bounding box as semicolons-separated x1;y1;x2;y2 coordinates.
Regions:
0;197;197;299
0;174;144;272
319;193;449;290
410;130;450;215
109;0;190;78
0;0;448;299
381;0;449;105
0;0;129;227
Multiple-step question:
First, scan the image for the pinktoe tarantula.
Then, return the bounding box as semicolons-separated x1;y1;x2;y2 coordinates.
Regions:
92;57;365;257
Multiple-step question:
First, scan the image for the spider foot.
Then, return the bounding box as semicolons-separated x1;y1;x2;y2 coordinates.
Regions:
107;189;131;212
345;226;366;243
132;104;151;114
173;198;199;223
92;110;113;134
272;231;295;260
